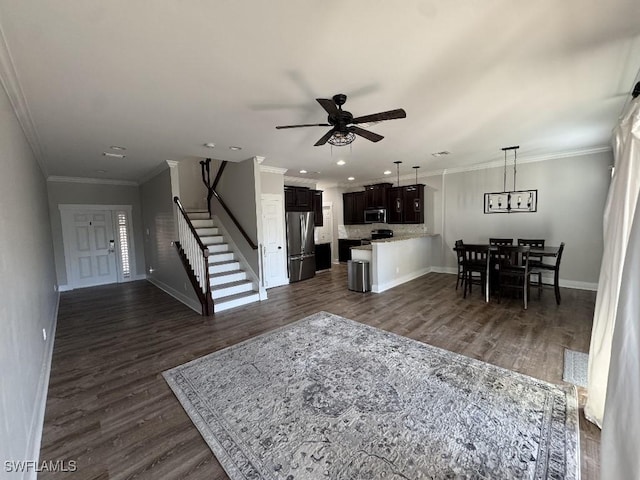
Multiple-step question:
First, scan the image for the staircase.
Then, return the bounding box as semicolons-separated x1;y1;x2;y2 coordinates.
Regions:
187;210;260;313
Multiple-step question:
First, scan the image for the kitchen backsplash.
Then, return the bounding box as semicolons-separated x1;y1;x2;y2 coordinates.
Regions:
342;223;428;239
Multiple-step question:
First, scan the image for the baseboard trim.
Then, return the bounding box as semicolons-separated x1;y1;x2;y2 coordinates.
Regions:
26;291;60;478
372;267;431;293
381;266;598;291
146;277;201;314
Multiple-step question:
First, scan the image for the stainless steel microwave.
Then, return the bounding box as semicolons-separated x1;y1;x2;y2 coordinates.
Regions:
364;208;387;223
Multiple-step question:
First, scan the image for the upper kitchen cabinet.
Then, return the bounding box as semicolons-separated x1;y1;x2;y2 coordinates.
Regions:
284;186;313;212
364;183;392;209
387;184;425;224
343;191;366;225
312;190;323;226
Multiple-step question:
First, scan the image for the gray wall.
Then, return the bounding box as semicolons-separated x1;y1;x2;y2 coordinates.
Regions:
47;181;146;286
441;151;611;285
215;158;260;274
177;158;208;211
0;85;58;473
140;167;200;311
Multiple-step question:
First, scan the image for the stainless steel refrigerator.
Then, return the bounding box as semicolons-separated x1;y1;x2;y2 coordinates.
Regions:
286;211;316;282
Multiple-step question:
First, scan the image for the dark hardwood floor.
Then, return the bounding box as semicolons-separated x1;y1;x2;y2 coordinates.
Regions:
40;266;600;479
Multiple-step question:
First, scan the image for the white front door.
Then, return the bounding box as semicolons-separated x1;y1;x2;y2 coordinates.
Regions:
261;194;288;288
61;210;119;288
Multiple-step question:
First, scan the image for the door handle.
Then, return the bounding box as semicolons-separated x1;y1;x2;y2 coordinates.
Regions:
278;246;282;249
108;240;115;253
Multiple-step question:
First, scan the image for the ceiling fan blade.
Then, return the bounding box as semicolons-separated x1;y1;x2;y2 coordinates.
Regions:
314;129;336;146
276;123;331;129
316;98;338;115
351;108;407;124
350;126;384;143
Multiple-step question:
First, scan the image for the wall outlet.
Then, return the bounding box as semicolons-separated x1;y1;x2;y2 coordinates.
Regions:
396;267;400;274
42;328;47;341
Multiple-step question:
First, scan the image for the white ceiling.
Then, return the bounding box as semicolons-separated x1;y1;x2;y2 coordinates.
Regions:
0;0;639;185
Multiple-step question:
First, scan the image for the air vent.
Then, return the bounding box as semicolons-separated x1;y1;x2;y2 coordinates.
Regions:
103;152;126;159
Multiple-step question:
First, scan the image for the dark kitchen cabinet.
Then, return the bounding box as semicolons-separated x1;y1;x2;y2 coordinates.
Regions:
343;191;366;225
312;190;323;226
364;183;392;209
387;184;425;224
315;243;331;271
285;186;312;212
338;239;362;262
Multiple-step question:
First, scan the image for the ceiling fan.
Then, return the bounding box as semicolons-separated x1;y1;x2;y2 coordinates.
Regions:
275;94;406;146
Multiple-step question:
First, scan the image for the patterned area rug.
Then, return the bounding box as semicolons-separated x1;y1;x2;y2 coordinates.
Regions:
163;312;579;479
563;349;589;388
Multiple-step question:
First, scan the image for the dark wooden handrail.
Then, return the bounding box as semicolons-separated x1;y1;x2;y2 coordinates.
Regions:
173;196;209;254
199;158;258;250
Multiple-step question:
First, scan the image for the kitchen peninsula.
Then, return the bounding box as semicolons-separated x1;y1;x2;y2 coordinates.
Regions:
351;234;439;293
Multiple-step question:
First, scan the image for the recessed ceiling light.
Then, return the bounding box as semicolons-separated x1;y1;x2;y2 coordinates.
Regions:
110;145;126;151
229;146;242;151
336;160;346;166
299;169;308;174
431;151;450;157
203;142;216;148
383;170;392;175
348;176;355;181
102;152;126;159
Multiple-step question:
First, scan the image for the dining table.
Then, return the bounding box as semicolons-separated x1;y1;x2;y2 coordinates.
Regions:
457;244;562;303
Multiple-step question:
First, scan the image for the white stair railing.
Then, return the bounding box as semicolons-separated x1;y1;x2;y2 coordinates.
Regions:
173;196;213;315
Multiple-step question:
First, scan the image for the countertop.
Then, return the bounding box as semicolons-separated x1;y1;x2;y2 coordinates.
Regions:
351;244;372;251
371;233;439;243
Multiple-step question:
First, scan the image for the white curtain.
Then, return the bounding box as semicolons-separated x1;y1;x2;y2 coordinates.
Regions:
585;96;640;427
600;185;640;478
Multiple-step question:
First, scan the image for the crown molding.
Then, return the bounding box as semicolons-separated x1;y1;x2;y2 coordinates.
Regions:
138;160;175;184
260;165;288;174
442;146;612;175
0;24;47;175
47;176;138;186
284;175;317;185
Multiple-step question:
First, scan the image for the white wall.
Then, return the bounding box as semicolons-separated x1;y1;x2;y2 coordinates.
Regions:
441;151;611;287
140;167;201;312
0;85;58;477
47;180;146;287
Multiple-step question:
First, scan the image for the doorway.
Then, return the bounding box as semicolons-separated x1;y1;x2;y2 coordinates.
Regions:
59;205;135;289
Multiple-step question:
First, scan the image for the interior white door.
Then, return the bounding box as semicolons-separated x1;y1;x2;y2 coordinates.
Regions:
261;194;288;288
62;210;119;288
316;203;334;260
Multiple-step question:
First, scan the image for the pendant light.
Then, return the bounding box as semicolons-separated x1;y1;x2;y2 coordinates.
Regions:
484;146;538;214
394;161;402;187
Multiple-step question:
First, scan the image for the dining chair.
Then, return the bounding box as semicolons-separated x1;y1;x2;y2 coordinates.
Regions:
530;242;565;305
461;244;490;301
496;245;530;309
489;238;513;246
517;239;545;297
454;239;465;290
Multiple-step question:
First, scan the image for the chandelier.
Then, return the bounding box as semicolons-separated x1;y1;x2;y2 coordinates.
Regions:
328;131;356;147
484;146;538;214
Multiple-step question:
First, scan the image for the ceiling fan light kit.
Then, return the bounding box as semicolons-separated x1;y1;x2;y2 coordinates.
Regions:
484;146;538;214
276;93;406;146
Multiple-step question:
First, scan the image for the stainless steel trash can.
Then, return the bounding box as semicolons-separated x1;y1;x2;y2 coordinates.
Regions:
348;260;370;292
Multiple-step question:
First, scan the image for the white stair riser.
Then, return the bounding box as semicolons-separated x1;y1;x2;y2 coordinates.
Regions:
214;293;261;313
207;244;229;254
208;252;235;264
201;236;225;245
187;212;210;220
210;271;248;286
195;227;219;236
191;219;216;228
209;262;241;274
212;282;253;299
